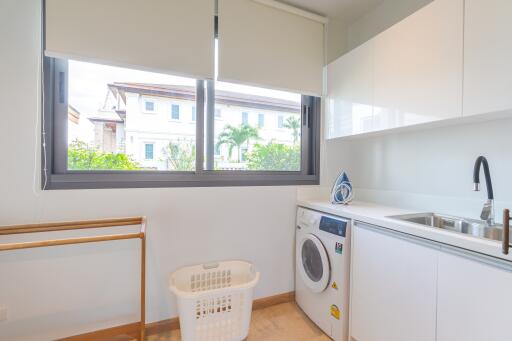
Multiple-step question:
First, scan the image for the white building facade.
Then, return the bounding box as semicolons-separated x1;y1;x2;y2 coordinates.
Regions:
89;83;301;170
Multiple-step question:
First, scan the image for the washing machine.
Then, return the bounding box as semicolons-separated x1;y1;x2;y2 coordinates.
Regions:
295;207;351;341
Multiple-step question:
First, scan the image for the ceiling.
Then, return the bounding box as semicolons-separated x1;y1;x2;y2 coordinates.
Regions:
280;0;384;24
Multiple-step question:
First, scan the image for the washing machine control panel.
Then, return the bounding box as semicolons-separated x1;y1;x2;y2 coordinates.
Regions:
319;216;347;237
297;207;350;237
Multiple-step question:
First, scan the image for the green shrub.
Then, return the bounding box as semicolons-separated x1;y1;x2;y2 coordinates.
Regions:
68;141;140;170
246;143;300;171
161;140;196;171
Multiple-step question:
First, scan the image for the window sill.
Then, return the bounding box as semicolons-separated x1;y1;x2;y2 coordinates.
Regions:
43;172;319;190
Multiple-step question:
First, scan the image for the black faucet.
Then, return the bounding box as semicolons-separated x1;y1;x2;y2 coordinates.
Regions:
473;156;495;225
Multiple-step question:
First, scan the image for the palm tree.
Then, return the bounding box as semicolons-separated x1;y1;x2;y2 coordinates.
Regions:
283;116;301;144
216;124;259;162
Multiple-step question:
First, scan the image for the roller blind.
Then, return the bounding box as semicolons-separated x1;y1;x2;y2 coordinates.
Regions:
218;0;325;96
45;0;215;79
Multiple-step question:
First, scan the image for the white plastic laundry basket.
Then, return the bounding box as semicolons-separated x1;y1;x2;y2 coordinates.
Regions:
169;261;260;341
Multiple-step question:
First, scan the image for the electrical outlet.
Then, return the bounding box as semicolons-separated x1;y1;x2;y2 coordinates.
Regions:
0;306;7;321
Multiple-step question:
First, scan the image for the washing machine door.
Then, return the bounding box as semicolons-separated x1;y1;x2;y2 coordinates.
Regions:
297;233;330;293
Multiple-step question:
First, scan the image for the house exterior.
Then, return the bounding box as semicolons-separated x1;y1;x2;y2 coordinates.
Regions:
89;83;301;170
88;110;124;154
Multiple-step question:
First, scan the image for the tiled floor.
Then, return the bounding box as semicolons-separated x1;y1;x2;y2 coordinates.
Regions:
147;302;330;341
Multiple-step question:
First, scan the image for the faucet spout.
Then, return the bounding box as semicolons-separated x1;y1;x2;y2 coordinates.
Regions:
473;156;494;199
473;156;495;225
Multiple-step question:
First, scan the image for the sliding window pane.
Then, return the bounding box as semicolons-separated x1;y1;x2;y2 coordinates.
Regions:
213;81;301;171
67;60;197;171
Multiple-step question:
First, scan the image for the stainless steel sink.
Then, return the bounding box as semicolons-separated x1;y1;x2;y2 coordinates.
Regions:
388;212;506;242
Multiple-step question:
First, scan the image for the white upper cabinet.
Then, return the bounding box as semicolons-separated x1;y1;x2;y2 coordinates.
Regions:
373;0;463;130
463;0;512;117
326;41;374;139
437;251;512;341
326;0;464;138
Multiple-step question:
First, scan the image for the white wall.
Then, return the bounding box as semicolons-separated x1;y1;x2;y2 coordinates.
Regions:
0;1;297;340
326;0;432;63
322;118;512;223
326;17;348;65
345;0;432;54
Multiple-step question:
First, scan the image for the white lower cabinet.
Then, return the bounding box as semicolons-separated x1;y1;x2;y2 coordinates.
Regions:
350;223;438;341
351;223;512;341
437;251;512;341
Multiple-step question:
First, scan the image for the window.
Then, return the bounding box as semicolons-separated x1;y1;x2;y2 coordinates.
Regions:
144;143;154;160
277;115;284;128
145;100;155;112
43;57;320;188
240;147;248;162
212;81;306;172
171;104;180;120
42;15;320;189
361;116;372;132
242;112;249;125
258;113;265;128
49;59;197;176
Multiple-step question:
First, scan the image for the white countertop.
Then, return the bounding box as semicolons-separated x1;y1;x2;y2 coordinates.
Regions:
297;199;512;263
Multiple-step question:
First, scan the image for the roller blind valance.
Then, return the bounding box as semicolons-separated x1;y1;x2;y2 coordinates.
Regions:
45;0;215;79
218;0;325;96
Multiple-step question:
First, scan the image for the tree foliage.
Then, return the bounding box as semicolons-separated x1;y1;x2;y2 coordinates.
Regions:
161;140;196;171
216;124;259;162
283;116;301;144
246;142;300;171
68;140;141;170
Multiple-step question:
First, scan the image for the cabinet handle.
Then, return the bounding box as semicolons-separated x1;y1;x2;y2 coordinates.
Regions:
503;209;510;255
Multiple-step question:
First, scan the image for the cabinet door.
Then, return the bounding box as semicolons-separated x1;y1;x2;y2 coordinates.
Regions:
350;224;438;341
372;0;463;130
464;0;512;116
437;251;512;341
326;41;373;139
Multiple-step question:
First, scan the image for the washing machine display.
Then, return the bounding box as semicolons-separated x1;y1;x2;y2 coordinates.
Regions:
320;216;347;237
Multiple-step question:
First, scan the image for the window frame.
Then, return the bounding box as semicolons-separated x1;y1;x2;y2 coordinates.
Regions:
277;115;284;129
42;58;320;190
170;104;180;120
191;106;197;122
144;143;154;160
241;111;249;125
144;100;155;113
258;113;265;128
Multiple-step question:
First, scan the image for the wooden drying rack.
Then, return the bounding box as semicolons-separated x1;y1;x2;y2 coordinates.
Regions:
0;216;147;340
